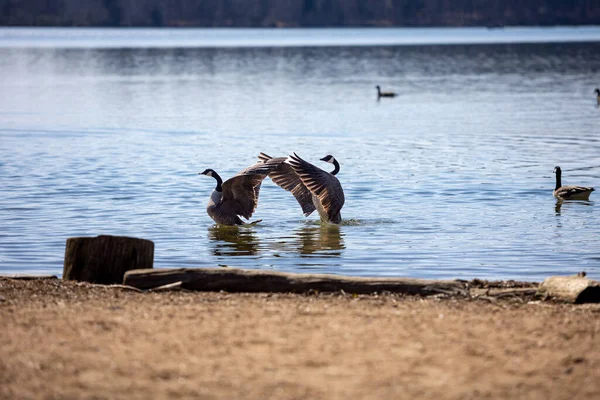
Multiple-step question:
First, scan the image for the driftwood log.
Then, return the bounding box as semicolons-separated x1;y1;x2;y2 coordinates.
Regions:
536;275;600;303
123;267;468;296
0;275;58;280
63;235;154;284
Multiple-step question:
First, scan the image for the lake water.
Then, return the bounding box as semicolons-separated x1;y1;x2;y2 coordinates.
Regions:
1;27;599;280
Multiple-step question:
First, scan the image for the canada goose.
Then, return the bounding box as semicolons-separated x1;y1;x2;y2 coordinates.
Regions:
595;88;600;104
259;152;345;224
199;161;277;225
376;85;396;98
553;166;595;200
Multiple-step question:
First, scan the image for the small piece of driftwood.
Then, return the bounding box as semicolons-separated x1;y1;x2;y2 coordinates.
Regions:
75;282;145;293
63;235;154;284
536;276;600;304
123;267;467;295
471;288;538;303
148;281;183;292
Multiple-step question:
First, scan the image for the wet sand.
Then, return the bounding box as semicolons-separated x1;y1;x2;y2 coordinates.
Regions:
1;278;599;399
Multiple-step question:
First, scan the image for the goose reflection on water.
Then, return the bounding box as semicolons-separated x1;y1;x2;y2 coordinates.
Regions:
554;199;593;215
208;225;260;256
207;223;345;258
295;224;345;257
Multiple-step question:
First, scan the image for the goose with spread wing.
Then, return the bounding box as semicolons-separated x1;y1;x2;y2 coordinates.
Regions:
553;166;595;200
199;161;277;225
259;152;345;224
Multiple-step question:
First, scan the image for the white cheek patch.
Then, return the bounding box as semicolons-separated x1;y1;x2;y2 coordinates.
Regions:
326;157;335;164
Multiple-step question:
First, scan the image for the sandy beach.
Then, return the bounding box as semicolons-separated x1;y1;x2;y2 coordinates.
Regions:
1;277;599;400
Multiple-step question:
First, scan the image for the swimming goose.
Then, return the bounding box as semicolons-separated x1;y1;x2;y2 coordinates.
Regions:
595;88;600;105
376;85;396;98
259;152;345;224
553;166;595;200
199;161;276;225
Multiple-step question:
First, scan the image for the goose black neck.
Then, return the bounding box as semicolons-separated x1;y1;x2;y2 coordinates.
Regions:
213;172;223;192
331;159;340;176
555;169;562;190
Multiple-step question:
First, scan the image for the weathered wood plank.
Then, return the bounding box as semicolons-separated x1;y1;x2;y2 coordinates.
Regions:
123;267;468;295
536;276;600;303
63;235;154;284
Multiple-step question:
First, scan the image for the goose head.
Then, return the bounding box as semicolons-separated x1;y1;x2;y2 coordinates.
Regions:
199;168;223;191
553;166;561;174
320;155;335;164
321;155;340;175
595;88;600;95
199;168;216;177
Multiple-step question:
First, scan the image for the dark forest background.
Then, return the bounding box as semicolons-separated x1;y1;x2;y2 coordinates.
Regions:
1;0;599;27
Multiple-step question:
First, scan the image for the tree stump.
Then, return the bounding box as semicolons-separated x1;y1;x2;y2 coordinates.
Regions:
63;235;154;284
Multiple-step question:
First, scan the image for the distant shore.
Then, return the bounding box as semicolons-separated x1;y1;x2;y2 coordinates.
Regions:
2;277;599;399
2;0;600;29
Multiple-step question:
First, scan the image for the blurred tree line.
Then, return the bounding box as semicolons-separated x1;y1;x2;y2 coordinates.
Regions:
1;0;599;27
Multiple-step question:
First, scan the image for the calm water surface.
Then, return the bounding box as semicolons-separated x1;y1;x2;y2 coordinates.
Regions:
1;28;599;280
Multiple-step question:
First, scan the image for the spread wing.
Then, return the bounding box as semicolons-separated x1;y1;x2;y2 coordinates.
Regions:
221;162;274;220
258;153;316;216
288;153;345;222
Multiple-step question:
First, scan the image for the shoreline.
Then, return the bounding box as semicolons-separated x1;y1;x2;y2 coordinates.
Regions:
2;277;600;399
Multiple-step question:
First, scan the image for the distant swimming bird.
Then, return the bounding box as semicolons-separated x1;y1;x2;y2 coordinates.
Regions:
199;161;277;225
595;88;600;105
553;166;595;200
376;85;396;98
259;152;345;224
